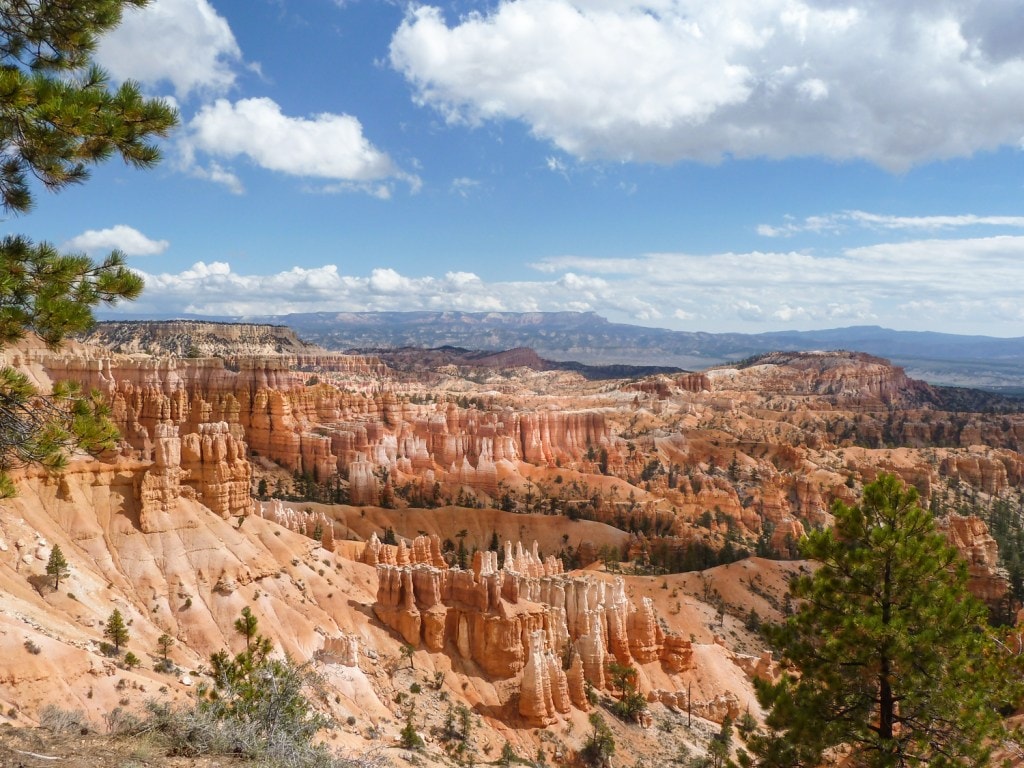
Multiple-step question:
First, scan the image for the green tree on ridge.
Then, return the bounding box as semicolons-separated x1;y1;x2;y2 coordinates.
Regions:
753;472;1021;767
45;543;69;590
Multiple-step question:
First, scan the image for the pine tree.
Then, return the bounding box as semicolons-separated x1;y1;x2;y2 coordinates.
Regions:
400;642;415;669
234;605;258;652
0;0;177;497
104;608;129;653
45;544;69;590
156;633;174;662
753;473;1020;767
580;712;615;768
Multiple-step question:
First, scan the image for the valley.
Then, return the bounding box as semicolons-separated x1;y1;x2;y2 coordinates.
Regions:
2;322;1023;766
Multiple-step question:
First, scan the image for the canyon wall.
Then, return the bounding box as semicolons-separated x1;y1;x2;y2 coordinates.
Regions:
18;345;615;508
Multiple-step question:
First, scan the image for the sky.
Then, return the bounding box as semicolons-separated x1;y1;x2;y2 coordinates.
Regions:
15;0;1024;336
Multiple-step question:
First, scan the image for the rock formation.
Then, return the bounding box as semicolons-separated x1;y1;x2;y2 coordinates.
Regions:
257;500;335;549
370;535;695;724
939;514;1008;604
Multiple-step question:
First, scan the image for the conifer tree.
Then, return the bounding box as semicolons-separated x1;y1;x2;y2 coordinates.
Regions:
104;607;129;653
753;473;1020;767
156;633;173;662
234;605;258;652
45;543;69;590
0;0;177;497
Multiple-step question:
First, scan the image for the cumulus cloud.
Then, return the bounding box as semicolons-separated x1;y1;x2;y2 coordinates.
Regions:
63;225;170;256
120;234;1024;336
390;0;1024;169
759;211;1024;237
97;0;243;98
180;97;420;194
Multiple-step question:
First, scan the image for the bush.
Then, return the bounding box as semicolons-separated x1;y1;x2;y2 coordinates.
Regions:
99;642;118;657
399;706;424;750
103;706;141;735
579;712;615;768
23;638;40;654
500;741;517;765
39;705;87;734
611;689;648;723
136;608;388;768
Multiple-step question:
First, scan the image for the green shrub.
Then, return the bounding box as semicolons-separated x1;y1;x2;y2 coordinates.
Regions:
399;706;424;750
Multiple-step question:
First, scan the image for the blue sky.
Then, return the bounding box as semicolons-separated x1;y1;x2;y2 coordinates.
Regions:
15;0;1024;336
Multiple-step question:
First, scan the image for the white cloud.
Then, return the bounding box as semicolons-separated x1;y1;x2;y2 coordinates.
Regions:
450;177;481;197
390;0;1024;169
181;97;420;194
120;233;1024;336
368;268;416;294
63;225;170;256
97;0;243;99
189;161;245;194
758;210;1024;237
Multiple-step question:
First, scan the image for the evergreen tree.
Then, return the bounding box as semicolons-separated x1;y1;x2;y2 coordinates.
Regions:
753;473;1020;767
708;714;733;768
0;0;177;497
579;712;615;768
234;605;258;652
156;633;173;662
45;543;69;590
399;642;415;670
104;607;129;652
199;619;327;763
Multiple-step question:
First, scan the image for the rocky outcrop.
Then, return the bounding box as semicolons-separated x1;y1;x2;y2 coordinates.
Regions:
659;634;694;674
940;453;1024;496
180;422;253;519
708;351;933;407
519;630;571;724
649;689;741;724
361;532;445;568
258;500;335;549
371;537;686;724
940;514;1008;604
138;419;252;529
317;634;360;667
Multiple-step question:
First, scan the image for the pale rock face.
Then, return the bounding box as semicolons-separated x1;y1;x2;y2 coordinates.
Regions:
731;650;777;683
518;629;570;724
318;634;360;668
257;500;334;549
647;689;740;725
627;597;663;664
566;648;590;711
179;422;253;519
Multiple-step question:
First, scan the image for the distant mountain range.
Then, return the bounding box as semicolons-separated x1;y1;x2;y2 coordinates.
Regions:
97;310;1024;393
235;311;1023;394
